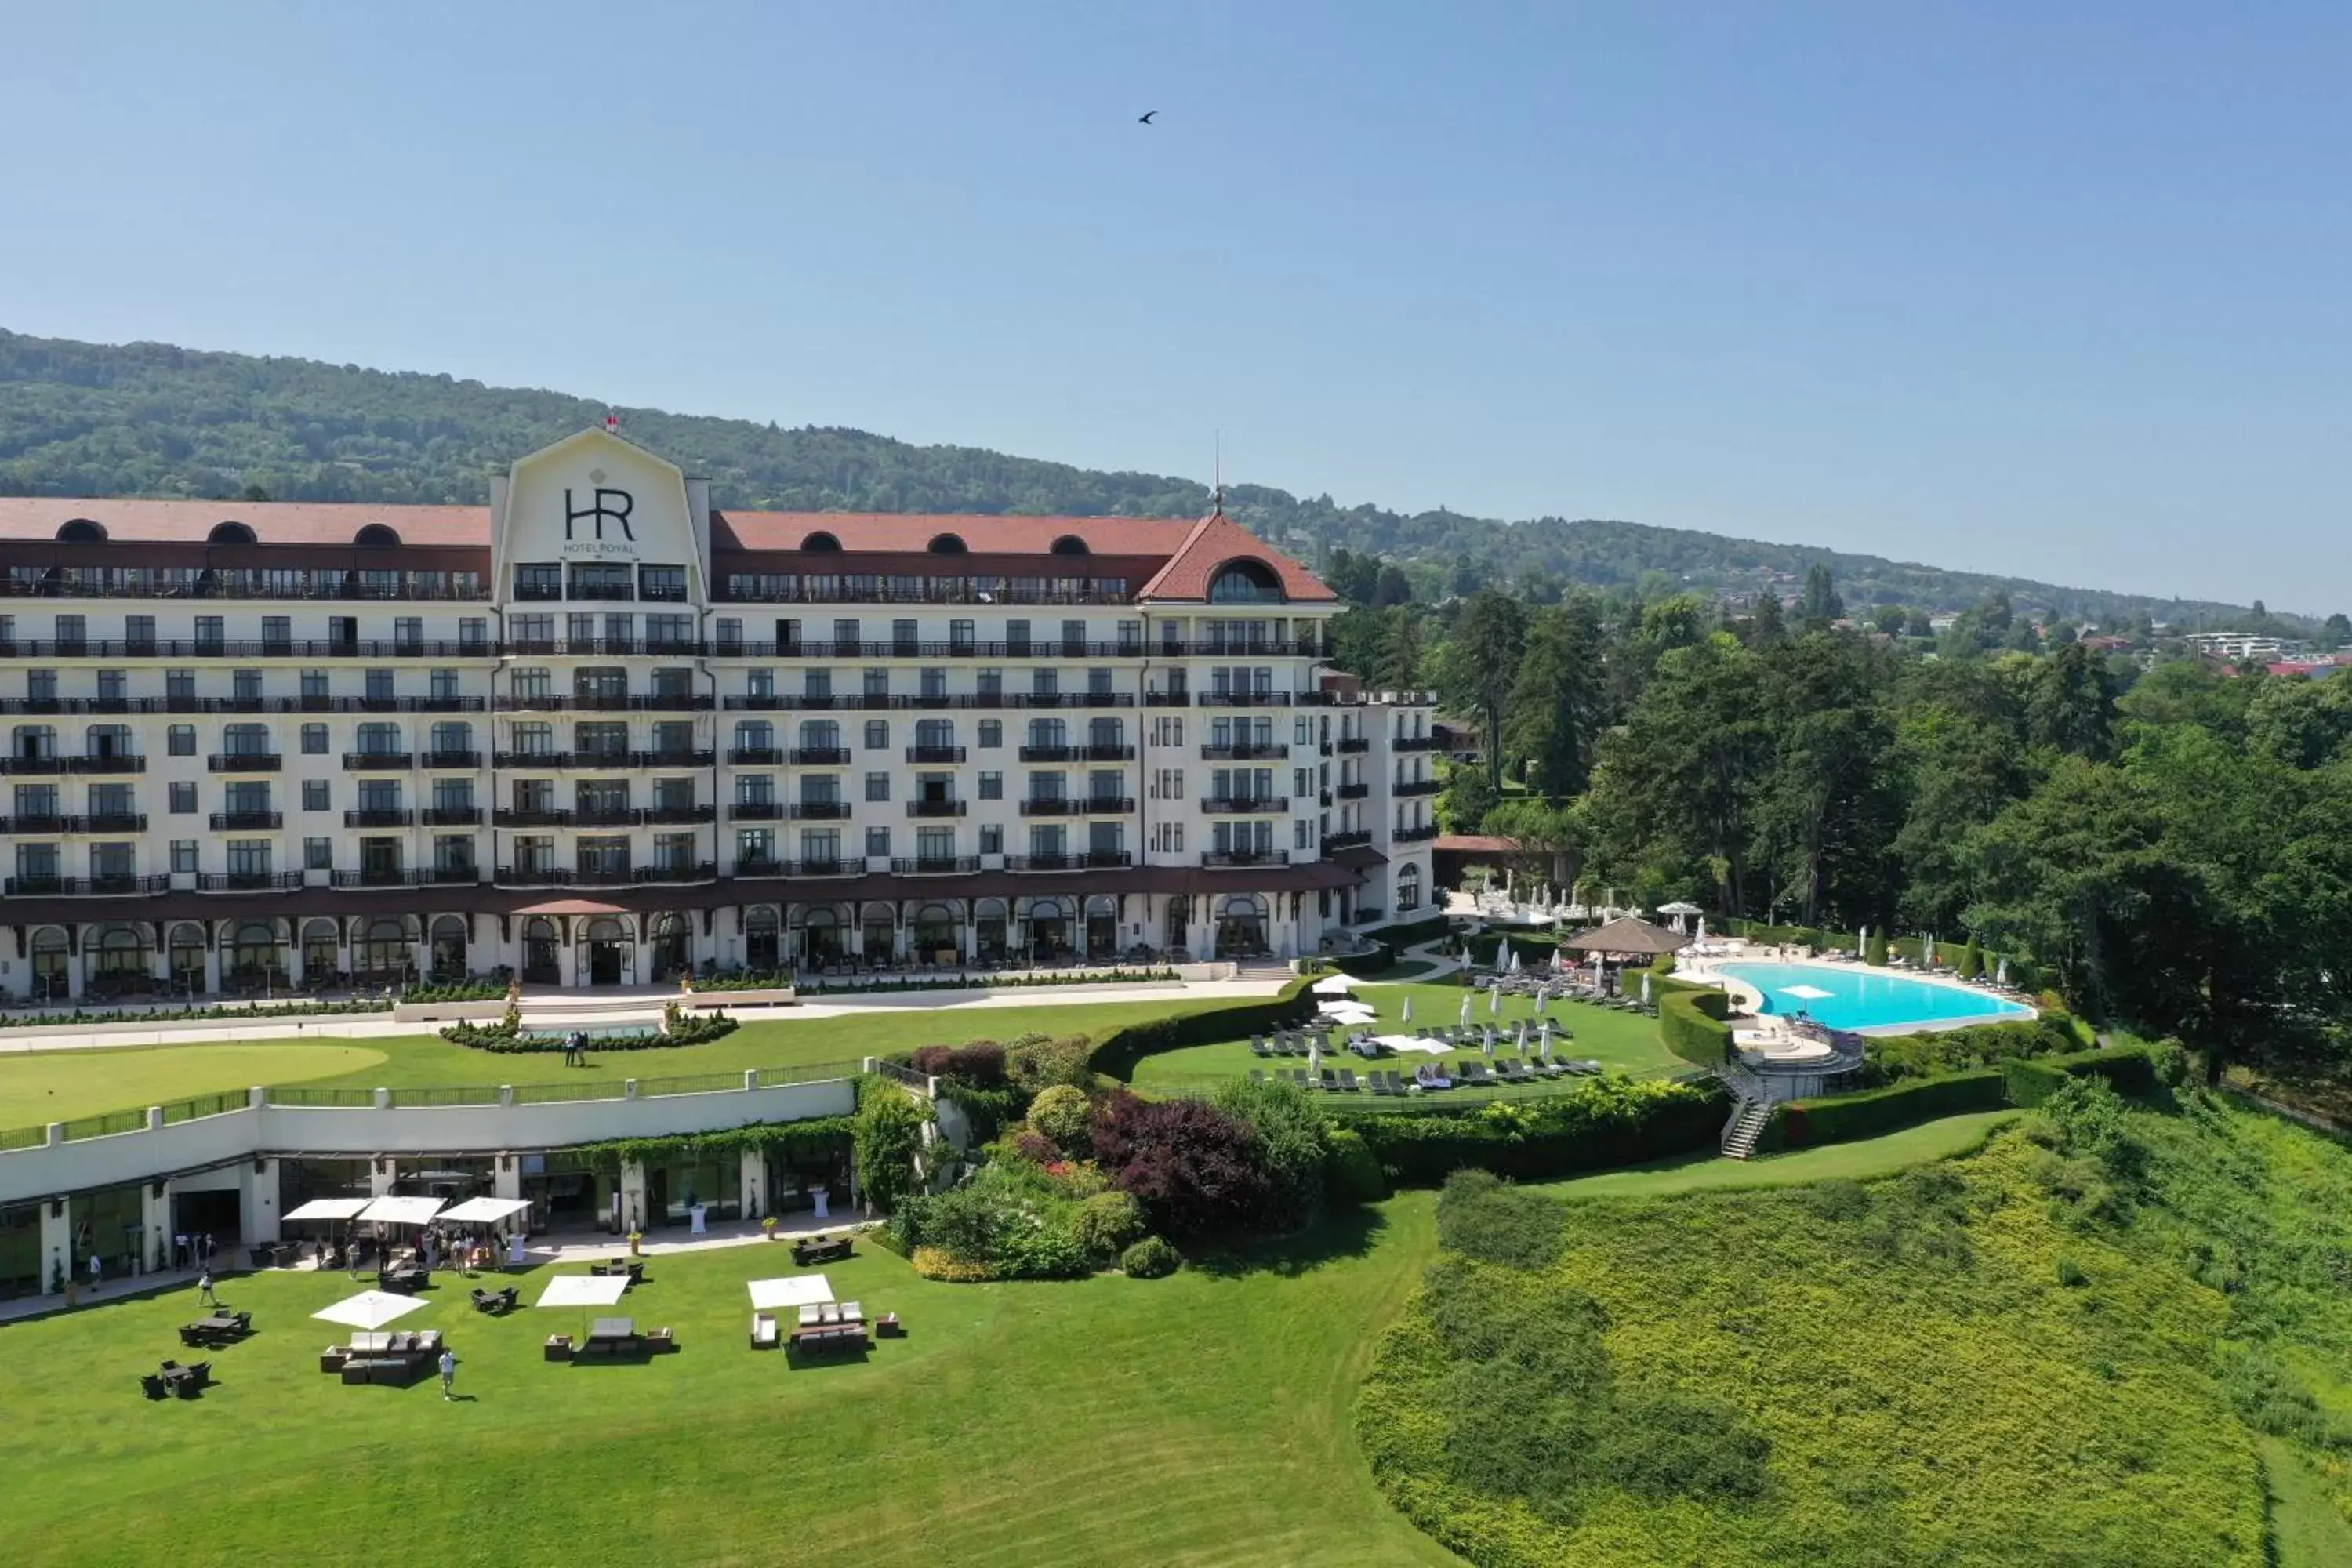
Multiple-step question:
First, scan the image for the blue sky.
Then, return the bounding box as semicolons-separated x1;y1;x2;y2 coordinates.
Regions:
4;2;2348;610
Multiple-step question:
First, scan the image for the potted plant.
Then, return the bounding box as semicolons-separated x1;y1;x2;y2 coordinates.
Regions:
627;1229;643;1257
761;1215;779;1241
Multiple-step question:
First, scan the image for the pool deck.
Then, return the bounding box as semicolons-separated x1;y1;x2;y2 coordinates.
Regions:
1682;947;2039;1036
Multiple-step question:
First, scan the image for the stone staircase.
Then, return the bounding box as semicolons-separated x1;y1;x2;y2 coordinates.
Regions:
1719;1098;1773;1160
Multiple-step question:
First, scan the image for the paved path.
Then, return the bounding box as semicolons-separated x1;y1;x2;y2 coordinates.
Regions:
0;976;1292;1054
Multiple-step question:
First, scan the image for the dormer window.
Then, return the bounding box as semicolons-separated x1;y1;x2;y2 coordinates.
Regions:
1208;559;1284;604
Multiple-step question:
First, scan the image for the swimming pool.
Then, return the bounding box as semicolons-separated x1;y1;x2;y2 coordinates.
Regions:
1713;962;2034;1033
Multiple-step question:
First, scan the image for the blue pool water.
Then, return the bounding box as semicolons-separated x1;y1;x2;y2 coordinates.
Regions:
1714;962;2034;1033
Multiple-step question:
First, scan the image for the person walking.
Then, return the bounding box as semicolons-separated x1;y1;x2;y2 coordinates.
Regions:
438;1347;459;1400
87;1250;102;1293
198;1269;218;1307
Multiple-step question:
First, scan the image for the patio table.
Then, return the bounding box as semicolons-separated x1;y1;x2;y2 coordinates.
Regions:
588;1317;637;1344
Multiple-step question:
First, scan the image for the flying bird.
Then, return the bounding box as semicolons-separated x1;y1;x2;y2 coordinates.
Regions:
1138;110;1157;125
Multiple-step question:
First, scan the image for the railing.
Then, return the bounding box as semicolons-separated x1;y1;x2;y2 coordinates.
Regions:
1005;851;1131;871
419;750;483;770
728;747;782;766
905;799;966;818
0;638;494;659
0;579;489;604
208;753;282;772
1324;830;1373;851
787;801;851;820
1018;797;1134;816
329;867;481;887
1017;743;1133;762
1143;691;1190;707
728;801;782;820
195;871;303;891
496;638;706;658
789;748;852;766
344;809;416;828
211;811;283;830
1195;691;1298;707
1201;849;1289;868
493;694;714;713
1200;797;1287;815
419;807;483;826
495;865;569;885
1392;824;1440;843
492;750;715;771
904;745;967;763
1200;744;1289;760
633;861;717;884
343;752;413;771
0;813;147;834
1393;734;1443;752
714;583;1131;607
890;855;982;875
1393;779;1441;797
2;873;172;895
1334;737;1370;753
494;808;572;827
1336;782;1370;800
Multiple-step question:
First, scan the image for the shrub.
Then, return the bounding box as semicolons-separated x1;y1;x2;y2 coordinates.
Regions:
1957;936;1984;979
1323;1127;1388;1206
1088;978;1316;1080
1011;1129;1061;1165
1007;1033;1095;1093
910;1041;1007;1088
1865;1015;2081;1083
1777;1071;2008;1149
1212;1075;1333;1232
1436;1169;1566;1270
2148;1037;2190;1088
1120;1235;1181;1278
852;1080;928;1214
1071;1189;1146;1260
2003;1046;2156;1109
910;1246;994;1282
1866;929;1889;965
1091;1091;1274;1238
2056;1255;2089;1287
1346;1076;1724;1185
1028;1084;1092;1151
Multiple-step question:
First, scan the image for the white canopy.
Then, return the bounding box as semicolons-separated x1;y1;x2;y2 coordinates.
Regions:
437;1196;531;1225
1656;901;1704;916
312;1290;430;1330
1320;1004;1377;1024
747;1274;836;1311
283;1197;370;1222
536;1274;631;1309
356;1195;445;1226
1309;974;1356;996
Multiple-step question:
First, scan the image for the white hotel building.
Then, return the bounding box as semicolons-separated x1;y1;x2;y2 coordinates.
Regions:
0;428;1438;1001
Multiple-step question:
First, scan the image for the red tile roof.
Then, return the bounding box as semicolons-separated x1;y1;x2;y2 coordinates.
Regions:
1134;512;1337;603
711;510;1203;556
0;496;488;546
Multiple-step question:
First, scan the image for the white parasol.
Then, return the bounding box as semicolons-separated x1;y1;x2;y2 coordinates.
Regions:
313;1290;430;1331
1310;974;1356;996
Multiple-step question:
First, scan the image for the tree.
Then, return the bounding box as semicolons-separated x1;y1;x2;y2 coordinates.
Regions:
1439;760;1498;833
1747;592;1788;647
853;1080;929;1214
1374;609;1428;691
1872;603;1908;637
1089;1091;1274;1238
1437;590;1526;789
1798;564;1844;623
2325;612;2352;648
1370;564;1414;608
2027;641;2117;760
1504;597;1605;796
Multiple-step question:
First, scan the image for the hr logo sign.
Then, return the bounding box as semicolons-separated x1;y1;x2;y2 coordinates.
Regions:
564;478;636;542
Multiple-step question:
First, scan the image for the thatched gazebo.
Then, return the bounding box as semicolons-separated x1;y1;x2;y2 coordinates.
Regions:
1562;916;1690;958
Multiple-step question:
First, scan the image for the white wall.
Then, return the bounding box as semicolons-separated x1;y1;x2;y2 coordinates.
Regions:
0;1077;856;1207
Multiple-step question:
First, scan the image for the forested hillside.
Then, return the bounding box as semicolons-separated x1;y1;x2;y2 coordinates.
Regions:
0;326;2262;625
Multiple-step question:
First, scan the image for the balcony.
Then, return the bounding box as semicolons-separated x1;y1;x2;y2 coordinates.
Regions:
329;866;481;888
0;814;71;834
1201;848;1290;869
1335;736;1370;753
208;753;283;773
728;746;783;766
790;747;852;766
1392;823;1440;844
1393;779;1442;797
1200;797;1288;815
420;807;484;826
3;873;171;896
633;862;717;884
641;804;717;826
1007;850;1131;871
731;857;785;879
1324;829;1373;851
493;808;572;828
210;811;284;831
1196;691;1294;707
1199;743;1289;761
572;865;636;887
85;812;148;833
0;637;494;661
419;750;483;770
513;583;564;601
74;754;147;775
495;865;570;886
1143;691;1190;707
905;745;967;764
197;870;303;892
788;800;852;820
0;756;67;775
343;751;414;771
492;750;715;771
572;806;643;828
1009;692;1133;709
1017;742;1134;763
344;808;415;829
1393;734;1443;753
1018;796;1134;816
1336;782;1370;800
728;801;782;821
499;637;708;658
906;799;966;818
891;855;981;875
492;693;714;713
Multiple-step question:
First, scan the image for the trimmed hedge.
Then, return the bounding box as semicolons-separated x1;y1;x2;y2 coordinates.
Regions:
1324;941;1396;978
1341;1077;1726;1185
1656;978;1732;1068
1088;977;1317;1081
2003;1046;2156;1107
1361;913;1451;951
1465;931;1563;967
1775;1070;2009;1149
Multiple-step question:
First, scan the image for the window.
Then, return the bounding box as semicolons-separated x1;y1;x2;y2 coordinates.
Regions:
301;779;331;811
864;668;889;699
305;837;333;871
804;667;831;700
166;669;195;702
1088;667;1112;696
430;668;460;701
26;670;54;702
301;724;328;754
863;720;887;750
978;771;1003;800
865;771;890;803
301;670;328;701
978;719;1001;749
171;840;198;873
194;615;225;649
125;615;154;649
167;725;195;757
865;826;890;858
460;617;488;651
978;824;1003;854
978;668;1002;700
365;668;394;702
169;782;195;814
920;667;946;699
639;564;686;601
226;840;272;877
714;617;742;649
1295;819;1312;849
394;616;423;648
96;669;125;702
949;619;975;653
511;722;554;756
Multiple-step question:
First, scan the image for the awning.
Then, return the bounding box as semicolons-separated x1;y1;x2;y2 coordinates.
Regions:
537;1274;631;1309
437;1196;532;1225
1329;842;1388;870
282;1197;371;1222
312;1290;430;1330
747;1275;836;1311
514;898;630;916
355;1195;446;1226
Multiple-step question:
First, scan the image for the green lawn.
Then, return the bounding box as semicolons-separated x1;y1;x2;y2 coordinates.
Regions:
2263;1437;2352;1568
1530;1111;2020;1200
0;1203;1460;1568
1128;981;1679;1093
0;998;1194;1130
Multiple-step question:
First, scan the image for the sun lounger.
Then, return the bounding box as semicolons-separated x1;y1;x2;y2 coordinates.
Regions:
1320;1068;1339;1090
1290;1069;1310;1089
1248;1068;1266;1084
1460;1062;1494;1085
1336;1068;1359;1091
1250;1035;1269;1057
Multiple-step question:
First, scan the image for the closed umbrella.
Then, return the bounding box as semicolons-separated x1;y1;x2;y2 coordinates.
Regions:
1924;935;1936;967
1995;956;2009;985
1483;1025;1497;1057
1857;924;1868;950
1400;993;1414;1025
1507;949;1523;975
1539;1018;1555;1059
1640;971;1653;1007
1696;917;1706;942
1515;1019;1530;1052
1488;984;1501;1017
1458;993;1473;1029
1307;1038;1321;1078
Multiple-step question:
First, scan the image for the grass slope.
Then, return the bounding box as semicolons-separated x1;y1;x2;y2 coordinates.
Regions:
1361;1126;2269;1567
0;1043;387;1123
1529;1110;2019;1200
0;1204;1460;1568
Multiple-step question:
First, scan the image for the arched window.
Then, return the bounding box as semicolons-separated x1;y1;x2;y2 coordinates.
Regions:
521;916;561;984
1213;894;1269;960
230;920;285;979
797;719;840;752
169;923;209;992
1208;558;1284;604
301;918;340;984
208;521;257;546
1049;535;1090;557
800;531;842;553
354;916;414;978
926;533;968;555
1083;894;1118;960
910;901;962;959
973;898;1009;964
429;914;468;978
744;906;781;971
29;927;70;1001
88;924;151;997
56;518;107;543
354;524;401;547
1396;862;1423;914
